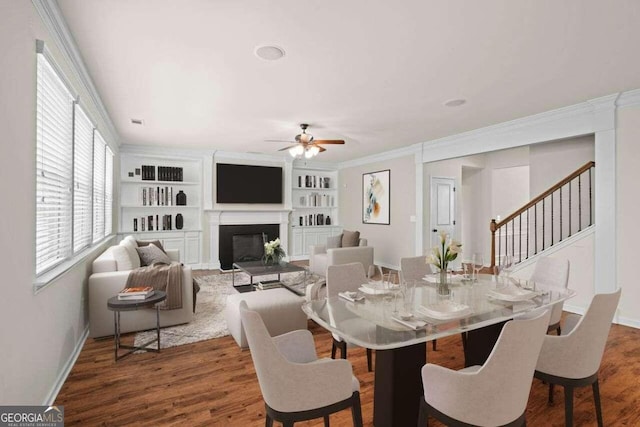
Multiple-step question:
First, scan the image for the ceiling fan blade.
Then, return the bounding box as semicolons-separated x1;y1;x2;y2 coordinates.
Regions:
314;139;345;145
278;145;297;151
318;146;327;152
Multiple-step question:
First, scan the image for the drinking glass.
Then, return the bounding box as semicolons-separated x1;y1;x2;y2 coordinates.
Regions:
499;255;514;278
461;260;472;281
472;253;484;282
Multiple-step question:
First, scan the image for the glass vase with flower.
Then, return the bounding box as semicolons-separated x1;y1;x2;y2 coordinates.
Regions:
426;231;462;295
263;238;285;265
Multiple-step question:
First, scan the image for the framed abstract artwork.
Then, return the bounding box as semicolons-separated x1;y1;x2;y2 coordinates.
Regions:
363;169;390;224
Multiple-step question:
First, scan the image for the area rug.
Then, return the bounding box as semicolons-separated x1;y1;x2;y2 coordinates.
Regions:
133;271;319;349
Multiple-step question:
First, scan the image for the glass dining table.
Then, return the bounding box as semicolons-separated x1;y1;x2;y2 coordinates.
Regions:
301;274;576;427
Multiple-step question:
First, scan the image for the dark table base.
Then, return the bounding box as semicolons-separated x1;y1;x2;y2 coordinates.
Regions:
374;342;426;427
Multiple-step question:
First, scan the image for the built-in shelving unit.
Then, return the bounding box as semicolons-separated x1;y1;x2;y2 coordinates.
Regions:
118;153;203;266
289;166;341;260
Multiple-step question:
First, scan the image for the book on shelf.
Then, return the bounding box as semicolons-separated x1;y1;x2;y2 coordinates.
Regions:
118;286;155;300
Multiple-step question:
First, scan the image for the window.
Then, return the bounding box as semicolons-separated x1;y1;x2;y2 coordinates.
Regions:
73;105;94;253
35;42;115;280
105;146;113;236
35;49;75;275
93;131;106;242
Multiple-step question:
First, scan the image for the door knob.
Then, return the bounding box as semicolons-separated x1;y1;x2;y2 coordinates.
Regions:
432;229;437;232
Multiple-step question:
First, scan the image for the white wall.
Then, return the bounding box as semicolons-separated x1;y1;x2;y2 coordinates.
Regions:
616;104;640;327
339;155;415;269
529;135;595;197
0;2;117;404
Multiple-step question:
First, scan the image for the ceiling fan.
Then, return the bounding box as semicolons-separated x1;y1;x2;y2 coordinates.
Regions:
267;124;345;158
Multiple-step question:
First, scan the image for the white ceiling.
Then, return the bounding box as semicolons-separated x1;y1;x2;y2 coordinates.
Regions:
57;0;640;162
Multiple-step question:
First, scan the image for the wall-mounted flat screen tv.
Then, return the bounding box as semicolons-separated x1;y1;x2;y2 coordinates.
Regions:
216;163;283;204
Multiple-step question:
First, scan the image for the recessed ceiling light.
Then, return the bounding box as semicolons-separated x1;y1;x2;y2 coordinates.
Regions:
254;45;286;61
444;99;467;107
131;118;144;125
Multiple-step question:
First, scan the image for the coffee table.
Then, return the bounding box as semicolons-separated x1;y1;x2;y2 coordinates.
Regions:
232;260;306;293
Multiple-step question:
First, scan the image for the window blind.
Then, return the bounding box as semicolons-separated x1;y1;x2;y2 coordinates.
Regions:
104;146;114;236
35;52;74;274
93;131;106;242
73;104;94;252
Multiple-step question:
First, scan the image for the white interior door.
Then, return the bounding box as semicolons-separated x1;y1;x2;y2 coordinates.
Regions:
430;177;456;249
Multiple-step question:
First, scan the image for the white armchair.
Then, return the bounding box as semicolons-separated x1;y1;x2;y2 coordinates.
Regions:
239;301;363;426
309;238;373;277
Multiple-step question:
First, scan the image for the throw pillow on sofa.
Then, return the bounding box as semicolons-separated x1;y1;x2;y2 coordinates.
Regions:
136;243;172;266
342;230;361;247
136;239;166;253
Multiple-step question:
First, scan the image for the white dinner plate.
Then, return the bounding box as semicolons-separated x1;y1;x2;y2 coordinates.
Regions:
487;286;538;302
358;281;397;295
418;301;473;320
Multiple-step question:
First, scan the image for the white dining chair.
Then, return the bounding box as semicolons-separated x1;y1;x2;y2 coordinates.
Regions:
534;289;621;427
239;301;363;427
400;256;438;351
530;256;570;335
326;262;374;372
418;309;551;426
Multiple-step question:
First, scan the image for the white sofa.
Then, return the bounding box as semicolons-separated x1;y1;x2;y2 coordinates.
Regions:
88;236;194;338
309;238;374;277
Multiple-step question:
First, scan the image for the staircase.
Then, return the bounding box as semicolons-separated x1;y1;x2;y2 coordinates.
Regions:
490;161;595;268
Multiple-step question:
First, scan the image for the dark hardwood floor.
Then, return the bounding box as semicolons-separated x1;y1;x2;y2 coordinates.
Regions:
55;270;640;426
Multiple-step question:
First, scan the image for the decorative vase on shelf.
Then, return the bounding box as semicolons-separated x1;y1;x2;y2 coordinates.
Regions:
175;213;184;230
176;190;187;206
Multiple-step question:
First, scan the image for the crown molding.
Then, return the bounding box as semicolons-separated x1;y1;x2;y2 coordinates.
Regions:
617;88;640;107
338;143;421;169
31;0;120;147
419;94;619;163
119;144;215;159
212;150;293;164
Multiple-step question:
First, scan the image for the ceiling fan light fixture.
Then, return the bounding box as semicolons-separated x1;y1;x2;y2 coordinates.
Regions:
289;145;304;157
304;148;315;159
309;145;320;156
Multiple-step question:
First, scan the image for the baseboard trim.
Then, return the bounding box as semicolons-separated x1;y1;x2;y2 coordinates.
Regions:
43;325;89;405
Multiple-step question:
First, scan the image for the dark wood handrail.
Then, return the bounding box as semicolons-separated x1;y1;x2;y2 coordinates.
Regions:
490;160;595;267
494;161;594;229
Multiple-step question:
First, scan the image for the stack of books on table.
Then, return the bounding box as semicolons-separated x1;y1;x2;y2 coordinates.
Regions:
257;280;282;291
118;286;155;300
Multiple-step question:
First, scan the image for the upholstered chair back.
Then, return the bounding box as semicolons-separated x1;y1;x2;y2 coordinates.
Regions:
422;309;551;426
239;301;354;413
400;255;430;283
326;262;368;297
530;257;570;328
536;289;621;379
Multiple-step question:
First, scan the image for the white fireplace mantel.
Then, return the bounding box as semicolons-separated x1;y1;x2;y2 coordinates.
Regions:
206;209;291;270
